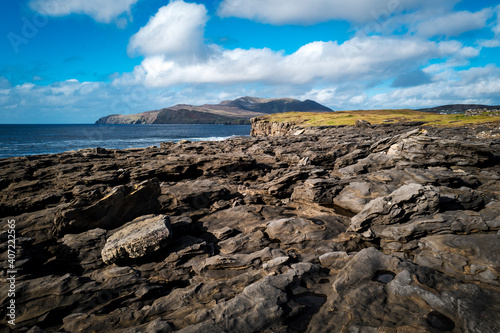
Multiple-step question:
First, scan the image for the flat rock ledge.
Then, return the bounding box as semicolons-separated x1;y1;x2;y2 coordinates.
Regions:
1;121;500;332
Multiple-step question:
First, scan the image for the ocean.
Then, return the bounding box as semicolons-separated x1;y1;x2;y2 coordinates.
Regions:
0;124;252;159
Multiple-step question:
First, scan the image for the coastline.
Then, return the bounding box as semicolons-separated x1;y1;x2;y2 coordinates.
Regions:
0;123;252;159
1;121;499;332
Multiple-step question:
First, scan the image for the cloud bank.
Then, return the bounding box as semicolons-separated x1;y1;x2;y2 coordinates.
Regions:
29;0;139;24
117;1;479;90
217;0;459;25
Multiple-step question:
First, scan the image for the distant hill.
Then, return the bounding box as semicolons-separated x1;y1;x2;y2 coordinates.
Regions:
417;104;500;114
95;97;333;125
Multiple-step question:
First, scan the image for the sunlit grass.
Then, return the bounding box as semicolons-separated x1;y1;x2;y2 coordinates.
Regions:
261;110;500;127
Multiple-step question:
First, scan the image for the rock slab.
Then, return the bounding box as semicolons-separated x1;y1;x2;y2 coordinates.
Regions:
101;214;171;264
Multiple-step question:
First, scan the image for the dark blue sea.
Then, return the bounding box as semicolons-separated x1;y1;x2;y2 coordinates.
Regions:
0;124;252;159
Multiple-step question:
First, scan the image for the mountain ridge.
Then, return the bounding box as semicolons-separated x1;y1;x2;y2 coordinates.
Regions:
95;97;333;125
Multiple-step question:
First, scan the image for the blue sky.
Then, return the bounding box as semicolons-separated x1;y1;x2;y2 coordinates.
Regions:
1;0;500;123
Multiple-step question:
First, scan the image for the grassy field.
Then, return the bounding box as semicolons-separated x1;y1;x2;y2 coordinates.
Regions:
262;109;500;127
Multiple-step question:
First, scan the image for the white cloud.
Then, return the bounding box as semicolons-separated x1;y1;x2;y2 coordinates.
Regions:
414;9;493;37
29;0;139;24
128;1;209;60
494;5;500;35
217;0;459;25
479;39;500;48
361;66;500;109
296;63;500;110
117;36;477;88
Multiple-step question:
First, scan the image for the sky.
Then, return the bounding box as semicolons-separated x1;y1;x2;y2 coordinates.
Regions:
1;0;500;123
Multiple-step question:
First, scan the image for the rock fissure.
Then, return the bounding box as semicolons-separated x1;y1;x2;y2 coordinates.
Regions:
1;122;499;332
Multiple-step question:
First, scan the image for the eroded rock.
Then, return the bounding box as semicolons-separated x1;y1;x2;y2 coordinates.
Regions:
101;215;172;265
349;184;440;236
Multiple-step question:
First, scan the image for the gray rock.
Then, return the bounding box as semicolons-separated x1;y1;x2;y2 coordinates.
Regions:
54;179;161;235
192;247;284;279
355;119;372;128
338;153;402;176
379;210;489;246
415;234;500;285
349;184;440;236
333;181;394;214
387;135;493;166
319;251;353;271
439;186;484;211
309;247;500;333
161;179;230;212
59;228;107;272
266;217;342;245
218;230;270;254
291;178;340;205
101;215;171;264
179;263;319;333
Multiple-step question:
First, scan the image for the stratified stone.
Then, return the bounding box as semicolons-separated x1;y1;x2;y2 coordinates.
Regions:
309;247;500;333
54;179;161;235
379;210;489;245
415;234;500;286
101;215;171;265
387;135;493;166
59;228;107;272
333;181;394;214
266;217;342;245
291;178;340;205
349;184;440;236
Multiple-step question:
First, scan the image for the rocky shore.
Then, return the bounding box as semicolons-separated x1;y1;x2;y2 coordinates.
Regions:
1;120;500;332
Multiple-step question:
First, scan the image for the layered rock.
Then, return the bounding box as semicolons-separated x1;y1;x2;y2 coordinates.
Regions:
1;121;499;332
101;215;172;264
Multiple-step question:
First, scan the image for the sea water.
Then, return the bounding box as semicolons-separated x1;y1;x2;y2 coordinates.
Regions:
0;124;251;159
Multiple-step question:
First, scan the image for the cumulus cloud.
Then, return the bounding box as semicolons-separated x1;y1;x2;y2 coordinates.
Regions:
117;0;481;97
217;0;459;25
414;9;493;37
370;67;500;108
128;1;209;60
117;35;477;88
0;79;129;122
298;65;500;111
29;0;139;24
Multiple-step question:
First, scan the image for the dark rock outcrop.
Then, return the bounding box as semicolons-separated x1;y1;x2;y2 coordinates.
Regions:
1;121;499;332
96;96;332;125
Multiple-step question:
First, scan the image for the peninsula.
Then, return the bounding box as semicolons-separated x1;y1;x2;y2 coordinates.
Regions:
95;96;332;125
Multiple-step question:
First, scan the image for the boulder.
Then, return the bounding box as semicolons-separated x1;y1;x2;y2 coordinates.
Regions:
101;215;171;264
349;184;440;237
439;186;484;211
338;153;402;176
354;119;372;128
333;181;394;214
291;178;341;205
266;217;342;246
192;247;284;280
387;135;494;166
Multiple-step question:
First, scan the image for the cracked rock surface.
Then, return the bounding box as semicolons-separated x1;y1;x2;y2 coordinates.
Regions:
1;122;499;332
